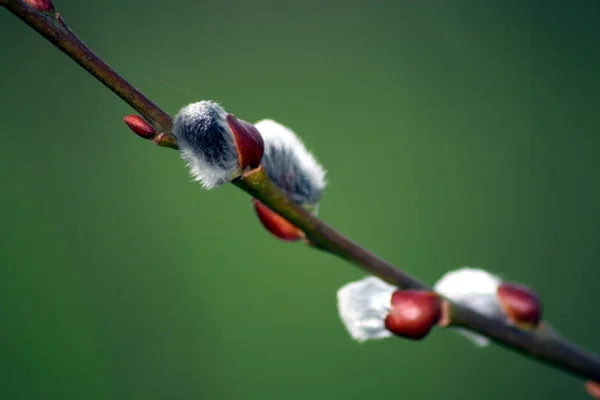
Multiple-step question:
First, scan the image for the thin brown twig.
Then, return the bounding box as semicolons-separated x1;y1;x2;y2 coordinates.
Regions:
3;0;600;384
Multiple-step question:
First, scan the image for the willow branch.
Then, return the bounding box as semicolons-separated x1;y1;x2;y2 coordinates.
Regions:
3;0;600;383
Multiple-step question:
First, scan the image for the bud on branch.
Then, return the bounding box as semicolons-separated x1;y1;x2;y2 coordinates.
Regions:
172;101;264;188
385;290;442;340
250;120;326;241
253;199;303;241
124;115;156;139
337;277;446;341
497;282;542;328
434;267;543;346
3;0;600;390
256;120;326;207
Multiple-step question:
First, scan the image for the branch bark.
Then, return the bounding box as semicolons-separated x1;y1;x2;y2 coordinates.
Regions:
3;0;600;383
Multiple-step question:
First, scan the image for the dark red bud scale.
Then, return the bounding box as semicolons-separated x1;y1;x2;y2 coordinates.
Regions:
226;114;264;170
253;199;302;242
24;0;55;13
385;290;442;340
497;282;542;328
124;115;156;139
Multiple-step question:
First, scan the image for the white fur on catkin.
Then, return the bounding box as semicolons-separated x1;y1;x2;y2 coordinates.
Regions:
434;267;505;347
173;101;240;189
255;120;326;206
337;276;396;342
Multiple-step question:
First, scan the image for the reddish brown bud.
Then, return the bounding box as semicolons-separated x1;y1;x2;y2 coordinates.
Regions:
384;290;442;340
497;282;542;328
226;114;264;170
123;115;156;139
24;0;55;13
253;199;302;242
586;382;600;399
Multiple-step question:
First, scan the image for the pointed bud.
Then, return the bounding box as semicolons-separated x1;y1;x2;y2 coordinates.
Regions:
254;120;326;208
497;282;542;328
252;199;302;242
384;290;441;340
124;115;156;139
226;115;264;170
586;382;600;399
24;0;55;13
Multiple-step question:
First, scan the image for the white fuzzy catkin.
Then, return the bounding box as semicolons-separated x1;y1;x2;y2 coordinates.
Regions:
434;267;505;347
173;101;240;189
336;276;396;342
254;120;326;206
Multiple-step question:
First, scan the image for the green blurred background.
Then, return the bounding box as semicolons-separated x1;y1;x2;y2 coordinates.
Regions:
1;0;599;399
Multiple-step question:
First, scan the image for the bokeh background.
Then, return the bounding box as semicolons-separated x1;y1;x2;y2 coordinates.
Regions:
1;0;599;399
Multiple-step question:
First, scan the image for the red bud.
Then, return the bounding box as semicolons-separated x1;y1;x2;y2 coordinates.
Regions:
124;115;156;139
226;114;264;170
385;290;442;340
253;199;302;242
586;382;600;399
24;0;55;13
497;282;542;328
